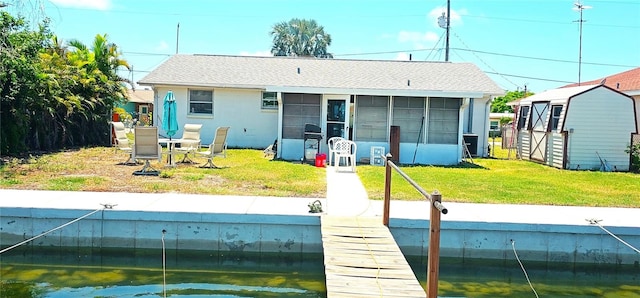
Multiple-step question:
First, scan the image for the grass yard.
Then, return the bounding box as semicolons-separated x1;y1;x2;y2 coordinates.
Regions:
358;138;640;207
0;147;326;198
1;140;638;208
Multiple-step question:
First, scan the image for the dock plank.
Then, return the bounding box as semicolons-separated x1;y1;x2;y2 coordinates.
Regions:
321;215;426;298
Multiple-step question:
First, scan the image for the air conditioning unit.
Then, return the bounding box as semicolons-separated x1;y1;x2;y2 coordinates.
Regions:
370;146;385;166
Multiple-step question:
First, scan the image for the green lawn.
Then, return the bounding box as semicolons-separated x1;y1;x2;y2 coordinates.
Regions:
357;140;640;207
2;143;638;208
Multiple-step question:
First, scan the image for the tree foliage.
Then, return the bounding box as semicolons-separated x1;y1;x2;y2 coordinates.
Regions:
490;90;534;113
270;18;333;58
1;12;130;156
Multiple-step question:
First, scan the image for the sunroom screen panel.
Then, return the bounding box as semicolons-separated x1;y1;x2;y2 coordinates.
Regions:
282;93;321;139
355;95;389;142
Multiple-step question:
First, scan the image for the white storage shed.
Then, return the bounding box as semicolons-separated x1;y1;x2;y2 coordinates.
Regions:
514;84;637;171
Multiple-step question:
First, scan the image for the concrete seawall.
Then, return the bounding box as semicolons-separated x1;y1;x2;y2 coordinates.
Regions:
1;190;638;266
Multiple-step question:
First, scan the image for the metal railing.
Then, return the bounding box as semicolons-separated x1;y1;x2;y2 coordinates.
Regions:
382;153;447;298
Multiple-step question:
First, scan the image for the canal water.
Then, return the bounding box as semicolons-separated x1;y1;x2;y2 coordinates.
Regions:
1;248;638;297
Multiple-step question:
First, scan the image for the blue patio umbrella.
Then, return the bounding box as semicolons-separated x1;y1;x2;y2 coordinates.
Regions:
162;90;178;140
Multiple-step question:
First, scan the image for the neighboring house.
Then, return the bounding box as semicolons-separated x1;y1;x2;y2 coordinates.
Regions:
489;112;514;137
138;54;504;165
513;84;637;171
122;89;154;125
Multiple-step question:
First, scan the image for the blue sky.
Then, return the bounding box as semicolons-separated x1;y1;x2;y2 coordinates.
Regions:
6;0;640;93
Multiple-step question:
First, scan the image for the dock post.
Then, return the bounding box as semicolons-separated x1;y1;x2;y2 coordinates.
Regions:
383;153;392;227
426;190;442;297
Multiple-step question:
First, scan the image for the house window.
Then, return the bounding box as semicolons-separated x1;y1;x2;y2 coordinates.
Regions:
189;89;213;115
355;95;389;142
392;96;425;143
427;97;461;144
550;105;563;131
281;93;321;139
139;105;149;114
518;106;530;130
262;92;278;110
490;120;499;131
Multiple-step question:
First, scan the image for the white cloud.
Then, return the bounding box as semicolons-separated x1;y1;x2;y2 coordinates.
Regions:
50;0;111;10
155;41;168;51
239;51;273;57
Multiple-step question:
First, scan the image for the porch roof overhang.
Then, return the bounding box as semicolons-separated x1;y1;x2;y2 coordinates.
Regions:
265;86;489;98
137;82;492;99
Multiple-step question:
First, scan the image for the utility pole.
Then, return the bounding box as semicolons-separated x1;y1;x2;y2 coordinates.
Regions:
437;0;451;62
445;0;450;62
574;2;591;86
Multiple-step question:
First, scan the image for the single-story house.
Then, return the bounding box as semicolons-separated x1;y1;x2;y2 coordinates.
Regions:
512;84;637;171
138;54;504;165
121;89;154;125
489;112;514;137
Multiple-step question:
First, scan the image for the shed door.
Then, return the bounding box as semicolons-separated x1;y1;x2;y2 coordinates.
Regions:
530;101;550;161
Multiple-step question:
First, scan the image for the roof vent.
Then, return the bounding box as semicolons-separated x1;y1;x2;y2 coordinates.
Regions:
616;82;620;89
407;79;410;86
297;67;300;74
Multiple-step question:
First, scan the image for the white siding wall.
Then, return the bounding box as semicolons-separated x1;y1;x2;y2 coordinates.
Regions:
563;88;635;171
279;140;460;165
548;133;565;169
466;96;492;157
154;87;278;149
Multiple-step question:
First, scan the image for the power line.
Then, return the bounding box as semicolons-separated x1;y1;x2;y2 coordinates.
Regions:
451;31;521;89
335;47;637;69
482;71;575;84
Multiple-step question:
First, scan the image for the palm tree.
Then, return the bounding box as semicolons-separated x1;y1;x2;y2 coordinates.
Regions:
270;18;333;58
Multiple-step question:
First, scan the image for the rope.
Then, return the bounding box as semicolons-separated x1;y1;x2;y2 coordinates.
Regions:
161;229;167;298
587;219;640;254
0;204;115;255
511;240;539;298
356;217;383;297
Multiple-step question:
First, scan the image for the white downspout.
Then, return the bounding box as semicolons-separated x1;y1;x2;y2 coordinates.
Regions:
458;98;470;162
483;97;492;157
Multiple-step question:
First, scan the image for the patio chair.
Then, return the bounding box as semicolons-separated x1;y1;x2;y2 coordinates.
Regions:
327;136;345;167
196;126;230;168
111;121;136;165
334;139;357;173
174;124;203;163
132;126;162;176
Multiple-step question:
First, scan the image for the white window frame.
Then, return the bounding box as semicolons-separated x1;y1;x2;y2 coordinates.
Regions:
188;89;213;115
262;91;278;110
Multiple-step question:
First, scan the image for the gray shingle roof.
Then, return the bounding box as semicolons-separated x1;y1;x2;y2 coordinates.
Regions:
139;54;504;96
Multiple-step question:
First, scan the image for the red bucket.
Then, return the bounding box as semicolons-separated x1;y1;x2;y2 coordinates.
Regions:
315;153;326;167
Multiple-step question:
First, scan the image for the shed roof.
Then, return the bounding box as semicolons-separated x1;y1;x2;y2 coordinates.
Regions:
126;89;154;104
138;54;504;97
517;85;598;104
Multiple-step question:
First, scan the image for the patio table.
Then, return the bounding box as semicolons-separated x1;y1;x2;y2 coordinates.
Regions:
158;138;181;167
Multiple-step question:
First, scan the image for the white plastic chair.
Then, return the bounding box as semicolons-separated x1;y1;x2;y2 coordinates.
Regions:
333;140;357;172
327;136;345;167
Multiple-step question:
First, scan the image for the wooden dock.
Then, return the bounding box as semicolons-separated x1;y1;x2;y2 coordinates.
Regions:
321;215;426;298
